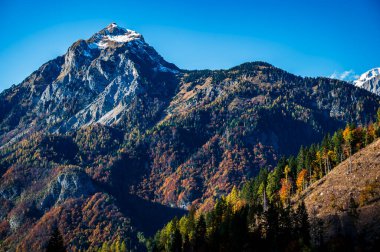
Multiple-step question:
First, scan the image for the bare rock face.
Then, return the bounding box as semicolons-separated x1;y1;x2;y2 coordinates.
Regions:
40;169;95;210
0;23;179;145
354;68;380;96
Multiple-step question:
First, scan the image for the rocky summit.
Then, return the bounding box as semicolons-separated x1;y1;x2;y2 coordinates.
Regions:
354;68;380;96
0;23;178;146
0;24;380;251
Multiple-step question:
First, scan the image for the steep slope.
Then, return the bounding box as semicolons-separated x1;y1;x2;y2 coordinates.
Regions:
0;126;186;251
296;138;380;249
0;23;179;146
1;24;380;250
354;68;380;96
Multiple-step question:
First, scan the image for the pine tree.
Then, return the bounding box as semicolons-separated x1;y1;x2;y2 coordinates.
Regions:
120;241;127;252
226;185;239;206
46;227;66;252
296;146;306;173
169;227;182;252
194;215;207;251
266;167;281;203
332;130;344;164
101;242;109;252
111;240;118;252
348;195;359;219
309;212;324;248
375;108;380;137
343;125;354;173
263;204;279;249
294;201;310;245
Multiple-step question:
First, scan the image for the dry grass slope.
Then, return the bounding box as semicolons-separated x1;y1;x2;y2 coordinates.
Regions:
295;138;380;247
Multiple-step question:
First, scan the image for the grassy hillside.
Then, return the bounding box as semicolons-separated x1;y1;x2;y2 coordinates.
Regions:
295;138;380;250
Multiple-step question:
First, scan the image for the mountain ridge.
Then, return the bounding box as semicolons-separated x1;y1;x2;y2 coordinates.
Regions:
0;23;179;147
1;24;380;250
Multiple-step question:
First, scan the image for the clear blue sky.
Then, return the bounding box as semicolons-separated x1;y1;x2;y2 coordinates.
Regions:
0;0;379;91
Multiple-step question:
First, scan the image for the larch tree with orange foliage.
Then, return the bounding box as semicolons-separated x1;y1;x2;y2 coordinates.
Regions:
296;169;308;193
280;165;293;206
279;178;292;206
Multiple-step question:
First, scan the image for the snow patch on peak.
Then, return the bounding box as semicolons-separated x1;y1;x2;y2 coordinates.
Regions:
107;22;119;29
354;68;380;87
88;25;143;49
107;30;141;42
353;67;380;96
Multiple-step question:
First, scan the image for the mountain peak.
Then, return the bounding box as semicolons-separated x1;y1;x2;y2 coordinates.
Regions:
103;22;128;35
106;22;119;29
355;67;380;84
88;23;143;49
353;67;380;95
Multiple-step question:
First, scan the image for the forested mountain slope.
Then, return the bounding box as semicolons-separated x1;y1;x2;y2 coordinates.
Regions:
150;122;380;252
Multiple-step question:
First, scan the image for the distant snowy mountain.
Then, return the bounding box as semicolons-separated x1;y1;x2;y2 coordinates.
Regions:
354;68;380;96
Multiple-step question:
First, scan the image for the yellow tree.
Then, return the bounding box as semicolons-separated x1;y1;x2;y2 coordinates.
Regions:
315;150;323;178
366;123;376;145
327;150;335;172
296;169;308;193
120;241;126;252
226;185;245;212
226;185;239;206
284;165;291;181
343;125;354;173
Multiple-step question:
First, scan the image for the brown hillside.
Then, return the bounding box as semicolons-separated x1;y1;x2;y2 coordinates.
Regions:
295;138;380;248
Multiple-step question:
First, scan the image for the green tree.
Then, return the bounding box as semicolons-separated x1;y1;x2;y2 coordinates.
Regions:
120;241;127;252
332;130;344;164
375;108;380;137
162;217;182;252
266;167;281;203
348;195;359;219
100;241;109;252
226;185;239;206
46;227;66;252
194;215;207;251
296;146;306;173
294;201;310;245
